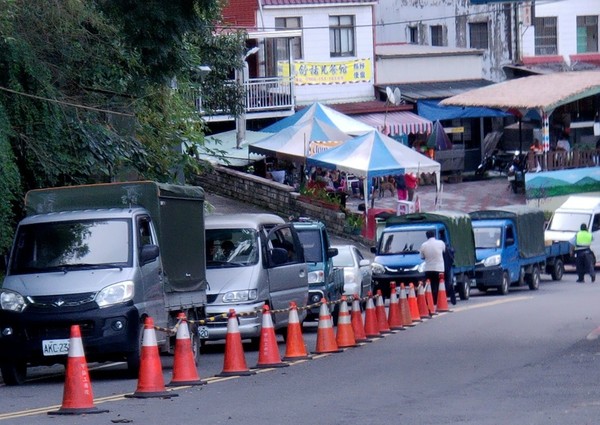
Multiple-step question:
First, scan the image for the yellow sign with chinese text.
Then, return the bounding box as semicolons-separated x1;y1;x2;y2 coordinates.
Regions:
278;58;372;85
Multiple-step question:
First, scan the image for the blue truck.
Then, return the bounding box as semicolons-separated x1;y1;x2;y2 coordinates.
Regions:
470;206;572;295
370;211;476;301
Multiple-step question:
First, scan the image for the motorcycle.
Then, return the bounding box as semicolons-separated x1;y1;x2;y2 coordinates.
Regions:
475;149;515;177
506;151;528;194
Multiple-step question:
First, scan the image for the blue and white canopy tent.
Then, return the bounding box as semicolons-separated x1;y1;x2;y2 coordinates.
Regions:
307;130;441;221
261;102;374;136
249;118;352;163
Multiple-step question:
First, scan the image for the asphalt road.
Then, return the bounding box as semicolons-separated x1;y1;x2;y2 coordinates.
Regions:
2;272;600;424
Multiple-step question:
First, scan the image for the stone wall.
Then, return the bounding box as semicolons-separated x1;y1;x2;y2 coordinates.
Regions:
193;165;370;241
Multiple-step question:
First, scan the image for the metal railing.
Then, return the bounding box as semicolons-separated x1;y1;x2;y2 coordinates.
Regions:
180;76;294;117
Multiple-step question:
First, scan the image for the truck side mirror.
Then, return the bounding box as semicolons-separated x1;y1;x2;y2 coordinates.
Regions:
370;246;377;253
140;244;160;265
327;247;339;258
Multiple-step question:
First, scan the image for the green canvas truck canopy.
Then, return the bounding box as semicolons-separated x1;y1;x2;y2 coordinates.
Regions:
470;205;546;259
25;181;207;293
385;210;476;268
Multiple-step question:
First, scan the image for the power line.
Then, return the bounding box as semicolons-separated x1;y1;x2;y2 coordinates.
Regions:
0;85;135;117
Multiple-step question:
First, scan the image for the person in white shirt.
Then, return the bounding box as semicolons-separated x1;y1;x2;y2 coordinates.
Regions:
419;230;446;304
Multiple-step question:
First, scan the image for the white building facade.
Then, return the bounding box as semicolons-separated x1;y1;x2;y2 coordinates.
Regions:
256;0;378;105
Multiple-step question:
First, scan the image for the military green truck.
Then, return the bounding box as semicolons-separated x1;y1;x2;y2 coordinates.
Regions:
371;211;476;301
0;181;207;385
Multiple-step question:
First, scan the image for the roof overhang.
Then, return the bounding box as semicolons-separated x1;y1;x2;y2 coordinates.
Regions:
441;71;600;114
376;79;495;103
247;30;303;39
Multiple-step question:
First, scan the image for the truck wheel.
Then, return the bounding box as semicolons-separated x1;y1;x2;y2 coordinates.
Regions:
188;322;201;365
551;259;564;281
0;361;27;386
458;280;470;301
126;323;144;378
526;265;540;290
498;271;510;295
331;303;339;326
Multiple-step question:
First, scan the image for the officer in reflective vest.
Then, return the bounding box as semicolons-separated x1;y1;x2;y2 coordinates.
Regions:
573;223;595;283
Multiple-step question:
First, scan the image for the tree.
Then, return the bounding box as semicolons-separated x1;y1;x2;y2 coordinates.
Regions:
0;0;247;254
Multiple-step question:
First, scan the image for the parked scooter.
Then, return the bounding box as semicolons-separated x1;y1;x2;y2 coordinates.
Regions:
507;151;528;194
475;149;514;177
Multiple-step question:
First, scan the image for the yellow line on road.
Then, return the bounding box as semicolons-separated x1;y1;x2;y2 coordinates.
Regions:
451;295;533;313
0;295;533;420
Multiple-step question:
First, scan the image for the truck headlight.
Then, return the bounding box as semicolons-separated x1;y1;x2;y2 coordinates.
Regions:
222;290;258;303
96;281;135;308
343;269;356;284
371;262;385;275
308;270;325;284
483;255;501;267
0;290;26;312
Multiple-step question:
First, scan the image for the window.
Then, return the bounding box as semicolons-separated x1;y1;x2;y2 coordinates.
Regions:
469;22;489;49
329;15;355;57
431;25;444;46
274;17;303;59
534;17;558;55
267;17;303;76
408;26;418;44
577;16;598;53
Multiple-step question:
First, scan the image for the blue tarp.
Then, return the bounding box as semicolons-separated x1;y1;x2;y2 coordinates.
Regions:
417;99;511;122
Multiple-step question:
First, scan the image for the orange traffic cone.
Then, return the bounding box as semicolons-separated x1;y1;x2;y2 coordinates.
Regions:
407;283;423;323
416;282;430;320
283;302;312;361
387;283;404;331
425;280;437;316
399;284;414;327
168;313;205;386
256;305;289;368
363;291;382;338
336;296;357;348
126;317;178;399
217;310;256;377
375;290;392;333
48;325;108;415
436;275;450;313
314;298;342;354
351;294;370;343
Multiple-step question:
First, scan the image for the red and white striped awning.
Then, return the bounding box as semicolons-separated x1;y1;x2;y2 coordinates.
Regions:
354;111;433;136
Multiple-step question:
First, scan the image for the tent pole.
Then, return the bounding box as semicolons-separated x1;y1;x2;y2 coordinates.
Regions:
363;178;369;238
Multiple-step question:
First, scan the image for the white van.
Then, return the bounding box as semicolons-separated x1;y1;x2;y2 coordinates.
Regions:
545;196;600;264
201;214;308;344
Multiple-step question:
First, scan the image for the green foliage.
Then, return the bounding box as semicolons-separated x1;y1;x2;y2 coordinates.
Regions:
0;105;20;253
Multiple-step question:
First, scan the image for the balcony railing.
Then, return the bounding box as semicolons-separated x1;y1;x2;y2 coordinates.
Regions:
180;76;295;121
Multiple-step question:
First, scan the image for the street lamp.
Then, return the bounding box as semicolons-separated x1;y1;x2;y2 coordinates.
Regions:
236;47;259;149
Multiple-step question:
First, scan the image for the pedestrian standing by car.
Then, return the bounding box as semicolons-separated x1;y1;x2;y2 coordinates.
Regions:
420;230;446;303
571;223;595;283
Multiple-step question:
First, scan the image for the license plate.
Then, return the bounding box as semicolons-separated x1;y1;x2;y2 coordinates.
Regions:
197;326;209;339
42;339;70;356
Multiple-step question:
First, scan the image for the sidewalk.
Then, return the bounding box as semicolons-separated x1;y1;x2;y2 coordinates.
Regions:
344;175;526;214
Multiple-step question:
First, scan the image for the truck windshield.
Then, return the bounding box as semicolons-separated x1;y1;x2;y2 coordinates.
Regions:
380;230;428;254
473;227;502;249
206;229;259;268
296;230;323;263
548;212;591;232
9;219;131;275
